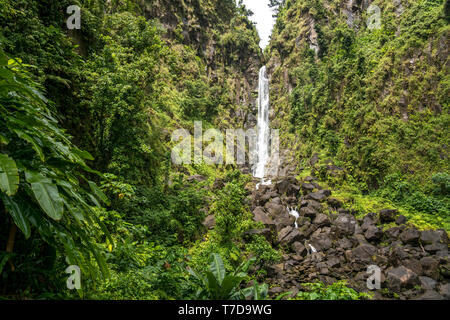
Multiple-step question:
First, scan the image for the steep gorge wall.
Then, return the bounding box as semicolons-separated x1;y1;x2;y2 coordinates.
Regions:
266;0;449;189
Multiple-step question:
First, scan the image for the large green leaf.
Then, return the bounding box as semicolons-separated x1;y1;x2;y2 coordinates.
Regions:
1;195;31;239
209;253;225;285
88;181;110;205
13;129;45;161
0;153;19;196
25;171;63;220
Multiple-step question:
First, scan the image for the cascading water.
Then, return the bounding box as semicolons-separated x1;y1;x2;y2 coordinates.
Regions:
254;66;271;184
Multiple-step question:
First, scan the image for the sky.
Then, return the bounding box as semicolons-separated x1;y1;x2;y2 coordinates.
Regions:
240;0;276;49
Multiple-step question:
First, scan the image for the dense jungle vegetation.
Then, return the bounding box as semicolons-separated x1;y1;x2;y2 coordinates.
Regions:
268;0;449;231
0;0;448;301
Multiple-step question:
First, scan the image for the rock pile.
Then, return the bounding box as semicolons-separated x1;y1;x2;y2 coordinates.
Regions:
248;175;450;300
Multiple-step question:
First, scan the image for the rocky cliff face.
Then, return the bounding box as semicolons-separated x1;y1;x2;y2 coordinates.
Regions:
265;0;449;188
139;0;263;129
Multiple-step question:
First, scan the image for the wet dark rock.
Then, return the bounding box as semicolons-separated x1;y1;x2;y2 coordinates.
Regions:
310;234;332;251
402;259;422;276
438;283;450;298
327;197;342;208
386;266;420;291
414;290;443;300
420;257;439;280
419;276;437;290
253;206;275;226
212;178;225;189
301;183;315;194
385;226;404;240
278;226;302;245
365;226;383;242
361;214;376;231
313;213;330;227
379;209;398;223
267;263;284;278
292;242;307;256
395;215;407;225
305;191;328;202
351;244;377;263
273;214;295;232
420;230;449;245
332;214;357;237
268;286;284;295
400;228;421;245
264;202;285;217
424;243;448;254
300;206;317;219
338;238;354;250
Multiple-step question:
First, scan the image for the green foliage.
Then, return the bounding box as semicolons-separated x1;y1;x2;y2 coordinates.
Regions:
292;281;372;300
271;0;449;192
212;170;250;244
0;51;111;284
188;253;268;300
245;235;281;268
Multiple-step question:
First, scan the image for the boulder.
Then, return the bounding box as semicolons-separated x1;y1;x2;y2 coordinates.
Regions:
300;206;318;219
364;226;383;242
283;228;303;245
253;207;275;226
212;178;225;189
264;202;285;217
292;242;307;257
424;243;448;254
402;258;422;276
332;214;357;237
361;214;376;232
414;290;444;300
419;276;437;290
301;183;315;194
379;209;398;223
385;226;403;240
395;215;407;225
420;230;449;245
386;266;420;291
268;286;284;295
310;234;332;251
338;238;354;250
399;228;421;245
305;191;327;202
277;226;293;243
278;226;303;245
438;283;450;299
313;214;331;227
327;197;342;209
274;214;295;232
351;244;377;263
420;257;439;280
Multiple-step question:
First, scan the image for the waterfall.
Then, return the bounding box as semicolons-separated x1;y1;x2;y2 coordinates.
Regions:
254;66;270;181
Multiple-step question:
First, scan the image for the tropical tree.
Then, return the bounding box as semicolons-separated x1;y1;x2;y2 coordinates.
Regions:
0;48;111;282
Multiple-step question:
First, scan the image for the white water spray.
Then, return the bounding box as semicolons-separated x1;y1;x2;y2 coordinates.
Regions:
287;206;299;228
254;66;270;183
